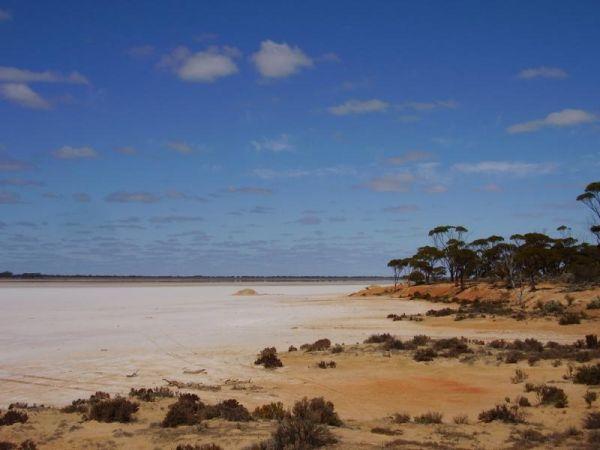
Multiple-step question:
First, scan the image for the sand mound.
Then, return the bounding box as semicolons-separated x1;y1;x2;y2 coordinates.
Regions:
234;288;259;296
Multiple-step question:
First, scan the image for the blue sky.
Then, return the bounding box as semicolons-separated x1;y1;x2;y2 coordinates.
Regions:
0;0;599;275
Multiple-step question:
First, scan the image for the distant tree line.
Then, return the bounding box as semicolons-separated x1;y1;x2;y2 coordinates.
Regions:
388;181;600;289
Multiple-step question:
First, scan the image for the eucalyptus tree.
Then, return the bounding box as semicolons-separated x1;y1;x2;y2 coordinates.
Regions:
577;181;600;244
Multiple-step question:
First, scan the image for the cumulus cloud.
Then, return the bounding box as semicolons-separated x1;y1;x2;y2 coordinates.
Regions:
328;99;389;116
362;172;415;192
226;186;273;195
72;192;91;203
0;8;12;21
0;83;50;109
387;150;432;165
165;190;207;202
517;66;568;79
0;66;89;84
53;146;98;159
452;161;557;176
166;141;194;154
160;46;239;82
251;40;313;78
251;134;293;152
105;191;160;203
0;190;21;204
507;109;596;134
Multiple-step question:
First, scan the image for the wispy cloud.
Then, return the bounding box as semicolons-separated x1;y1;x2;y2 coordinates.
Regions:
0;83;50;109
0;178;43;187
252;166;356;180
115;146;137;155
165;190;207;202
294;215;321;225
72;192;91;203
0;66;89;84
383;204;419;213
397;100;457;111
160;46;240;82
105;191;160;203
480;183;503;192
251;40;313;78
361;172;415;192
517;66;567;79
0;190;21;204
226;186;273;195
452;161;557;175
149;215;203;224
166;140;194;154
328;99;388;116
387;150;432;165
53;146;98;159
251;134;293;152
507;109;596;134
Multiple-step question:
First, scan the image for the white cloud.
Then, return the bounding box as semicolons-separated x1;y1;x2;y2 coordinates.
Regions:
362;172;415;192
0;156;31;172
251;40;313;78
383;204;419;213
0;83;50;109
160;46;239;83
72;193;91;203
452;161;557;176
53;146;97;159
251;134;293;152
226;186;272;195
0;66;89;84
517;66;567;79
507;109;596;134
115;146;137;155
328;99;389;116
0;8;12;21
0;190;21;204
166;141;194;154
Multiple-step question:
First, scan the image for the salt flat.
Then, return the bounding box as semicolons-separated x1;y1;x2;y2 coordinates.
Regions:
0;282;417;406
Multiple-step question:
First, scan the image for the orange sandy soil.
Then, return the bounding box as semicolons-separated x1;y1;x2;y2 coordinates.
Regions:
2;282;599;449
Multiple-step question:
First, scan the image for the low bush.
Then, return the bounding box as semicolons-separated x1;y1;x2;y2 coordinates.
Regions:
206;399;251;422
391;412;411;424
504;351;526;364
413;412;443;424
0;441;36;450
330;344;344;354
584;411;600;429
412;335;429;346
558;313;581;325
540;300;565;315
584;391;597;408
573;363;600;385
383;338;407;351
89;397;139;423
453;414;469;424
585;334;598;349
270;414;337;449
300;339;331;352
252;402;285;421
516;396;531;407
129;387;175;402
364;333;393;344
161;394;204;427
0;410;28;426
433;337;471;357
176;445;223;450
288;345;297;352
292;397;342;427
425;308;457;317
413;348;437;362
255;347;283;369
478;404;524;423
511;368;529;384
371;427;402;435
587;297;600;310
316;360;336;369
530;384;568;408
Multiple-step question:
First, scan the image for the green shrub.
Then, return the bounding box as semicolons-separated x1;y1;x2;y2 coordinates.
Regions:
270;414;336;448
292;397;342;426
534;385;568;408
478;404;524;423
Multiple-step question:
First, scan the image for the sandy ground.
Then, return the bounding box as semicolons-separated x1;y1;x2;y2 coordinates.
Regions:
1;282;599;449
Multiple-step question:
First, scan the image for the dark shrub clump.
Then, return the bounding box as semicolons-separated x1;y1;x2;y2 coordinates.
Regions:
0;441;36;450
413;412;443;424
412;335;430;346
129;387;175;402
176;445;223;450
316;360;336;369
255;347;283;369
584;411;600;429
252;402;285;421
426;308;457;317
364;333;393;344
89;397;139;423
206;399;251;422
300;339;331;352
413;348;437;362
478;404;524;423
0;410;28;426
292;397;342;426
533;384;568;408
162;394;205;428
574;363;600;385
558;313;581;325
